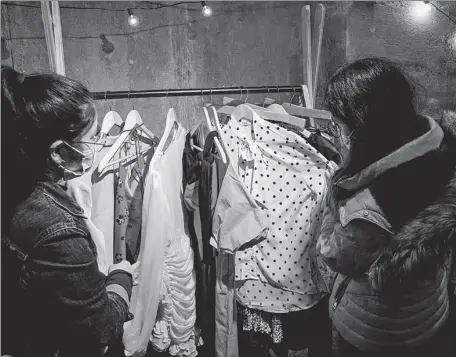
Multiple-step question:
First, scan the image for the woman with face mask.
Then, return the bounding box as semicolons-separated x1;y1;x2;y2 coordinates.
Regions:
317;58;456;357
1;66;139;357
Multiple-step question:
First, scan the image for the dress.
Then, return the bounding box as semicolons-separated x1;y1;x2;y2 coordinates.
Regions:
124;109;199;357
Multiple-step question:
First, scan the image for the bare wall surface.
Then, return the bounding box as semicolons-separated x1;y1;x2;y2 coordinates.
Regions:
2;1;455;133
319;1;456;117
1;1;304;134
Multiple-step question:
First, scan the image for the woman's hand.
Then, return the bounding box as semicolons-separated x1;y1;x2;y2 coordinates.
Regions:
109;261;141;286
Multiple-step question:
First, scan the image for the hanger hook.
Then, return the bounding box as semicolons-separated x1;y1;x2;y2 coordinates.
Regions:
290;86;296;104
210;88;213;105
239;86;243;102
244;88;249;103
263;86;270;107
104;91;112;111
166;89;173;108
127;88;136;110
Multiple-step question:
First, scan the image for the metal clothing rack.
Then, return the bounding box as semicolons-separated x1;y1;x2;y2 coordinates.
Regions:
91;85;303;100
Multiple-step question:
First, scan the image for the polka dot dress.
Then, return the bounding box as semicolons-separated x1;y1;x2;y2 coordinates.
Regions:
221;112;332;313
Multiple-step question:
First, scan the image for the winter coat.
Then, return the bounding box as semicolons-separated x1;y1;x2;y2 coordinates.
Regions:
317;116;456;351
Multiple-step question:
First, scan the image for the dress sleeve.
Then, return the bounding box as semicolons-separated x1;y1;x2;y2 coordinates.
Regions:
30;227;132;348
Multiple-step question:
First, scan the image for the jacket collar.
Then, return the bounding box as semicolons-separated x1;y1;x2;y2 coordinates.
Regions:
38;180;87;219
336;116;444;191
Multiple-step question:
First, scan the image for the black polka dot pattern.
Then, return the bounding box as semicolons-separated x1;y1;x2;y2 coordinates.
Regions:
221;114;333;312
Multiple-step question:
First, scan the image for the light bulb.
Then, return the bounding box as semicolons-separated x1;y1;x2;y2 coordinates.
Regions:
201;2;212;17
100;34;115;54
410;1;432;21
127;9;139;27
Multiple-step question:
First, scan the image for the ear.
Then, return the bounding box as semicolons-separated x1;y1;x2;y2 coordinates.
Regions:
49;140;66;166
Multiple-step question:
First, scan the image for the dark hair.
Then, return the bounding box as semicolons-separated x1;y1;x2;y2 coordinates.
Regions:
1;66;96;224
324;58;429;209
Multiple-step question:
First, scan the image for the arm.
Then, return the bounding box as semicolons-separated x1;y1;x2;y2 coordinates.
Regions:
30;227;133;348
317;205;390;277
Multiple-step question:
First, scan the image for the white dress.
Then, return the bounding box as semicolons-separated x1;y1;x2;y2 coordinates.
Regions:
123;109;199;357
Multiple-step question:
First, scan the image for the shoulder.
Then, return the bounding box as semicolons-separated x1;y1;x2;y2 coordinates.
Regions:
9;181;89;252
339;188;393;235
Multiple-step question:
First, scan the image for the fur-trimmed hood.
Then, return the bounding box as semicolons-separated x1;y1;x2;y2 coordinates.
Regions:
337;116;456;290
368;170;456;290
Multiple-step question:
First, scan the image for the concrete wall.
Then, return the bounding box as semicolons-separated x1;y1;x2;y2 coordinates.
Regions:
2;1;455;133
1;1;303;134
318;1;456;118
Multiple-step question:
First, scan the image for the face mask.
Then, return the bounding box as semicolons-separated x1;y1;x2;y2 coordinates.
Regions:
339;132;352;150
336;130;354;163
59;141;97;180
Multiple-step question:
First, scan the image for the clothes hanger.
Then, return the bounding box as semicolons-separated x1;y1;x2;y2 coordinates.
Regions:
219;88;308;132
262;87;276;107
231;102;311;138
97;110;158;172
97;91;159;173
149;108;181;168
198;89;227;163
217;87;246;115
100;92;124;137
206;90;229;164
267;103;289;114
280;85;331;122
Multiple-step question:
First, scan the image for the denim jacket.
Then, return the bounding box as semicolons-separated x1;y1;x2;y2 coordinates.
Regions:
1;180;132;357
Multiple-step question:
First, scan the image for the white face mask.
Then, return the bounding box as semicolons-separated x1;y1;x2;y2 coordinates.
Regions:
335;128;353;163
59;141;97;180
339;131;352;151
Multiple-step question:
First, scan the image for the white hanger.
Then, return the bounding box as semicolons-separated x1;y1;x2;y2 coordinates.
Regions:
231;104;311;138
207;105;229;164
267;103;288;114
280;103;331;121
97;110;158;173
100;110;124;137
280;85;331;126
150;108;180;167
193;107;227;164
100;92;124;137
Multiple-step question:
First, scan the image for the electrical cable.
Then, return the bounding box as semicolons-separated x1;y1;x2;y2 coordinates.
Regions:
425;1;456;26
1;2;202;12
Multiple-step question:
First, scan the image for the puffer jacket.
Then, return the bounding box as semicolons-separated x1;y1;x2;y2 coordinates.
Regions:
318;116;456;351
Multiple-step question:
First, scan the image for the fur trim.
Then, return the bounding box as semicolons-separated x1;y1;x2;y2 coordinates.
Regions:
368;172;456;291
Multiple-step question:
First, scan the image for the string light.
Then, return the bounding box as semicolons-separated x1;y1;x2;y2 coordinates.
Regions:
100;34;114;54
201;2;212;17
127;8;139;27
426;1;456;26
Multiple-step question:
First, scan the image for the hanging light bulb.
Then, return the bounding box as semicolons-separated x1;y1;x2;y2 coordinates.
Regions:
410;1;432;21
127;8;139;27
201;2;212;17
100;34;115;54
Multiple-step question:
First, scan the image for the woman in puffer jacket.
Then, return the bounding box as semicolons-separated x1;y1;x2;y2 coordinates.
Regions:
317;58;456;357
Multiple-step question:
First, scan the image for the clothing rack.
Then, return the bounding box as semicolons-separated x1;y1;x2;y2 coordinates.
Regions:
91;85;303;100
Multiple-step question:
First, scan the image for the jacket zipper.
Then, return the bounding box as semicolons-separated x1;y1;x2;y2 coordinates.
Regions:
332;276;351;312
